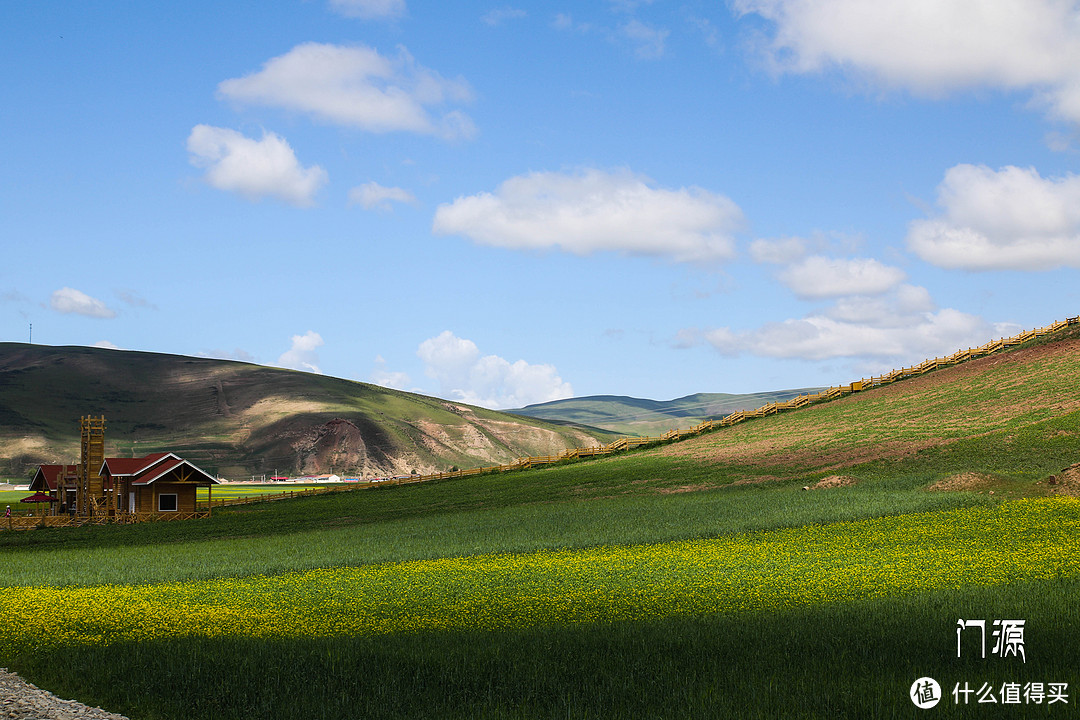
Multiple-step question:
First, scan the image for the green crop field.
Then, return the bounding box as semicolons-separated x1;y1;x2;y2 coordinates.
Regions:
197;483;341;503
0;489;30;505
2;330;1079;718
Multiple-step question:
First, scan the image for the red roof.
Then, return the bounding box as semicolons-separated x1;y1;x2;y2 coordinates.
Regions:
101;452;172;477
101;453;217;486
30;464;78;492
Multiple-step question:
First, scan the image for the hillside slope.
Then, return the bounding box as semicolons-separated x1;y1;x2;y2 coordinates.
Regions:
640;325;1080;486
0;343;611;480
470;325;1080;504
510;388;824;436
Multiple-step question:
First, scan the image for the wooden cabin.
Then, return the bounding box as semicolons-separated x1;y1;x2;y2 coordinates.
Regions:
26;417;218;525
28;464;79;514
31;453;218;519
101;453;218;515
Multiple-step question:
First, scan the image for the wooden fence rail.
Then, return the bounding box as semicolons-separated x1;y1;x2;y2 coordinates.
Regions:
3;511;211;531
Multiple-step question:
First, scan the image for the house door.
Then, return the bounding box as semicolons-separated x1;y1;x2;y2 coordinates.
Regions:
129;492;135;513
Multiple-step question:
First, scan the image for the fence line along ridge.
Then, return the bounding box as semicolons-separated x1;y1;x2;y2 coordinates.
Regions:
194;314;1078;509
367;316;1080;487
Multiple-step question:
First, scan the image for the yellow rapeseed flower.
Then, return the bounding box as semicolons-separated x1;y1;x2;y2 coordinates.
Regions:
1;498;1077;656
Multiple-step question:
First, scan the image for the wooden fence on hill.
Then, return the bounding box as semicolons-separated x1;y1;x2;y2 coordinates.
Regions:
196;315;1079;510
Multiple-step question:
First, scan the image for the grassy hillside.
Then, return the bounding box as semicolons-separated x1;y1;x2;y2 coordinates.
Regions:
510;388;823;435
2;326;1079;718
0;343;613;481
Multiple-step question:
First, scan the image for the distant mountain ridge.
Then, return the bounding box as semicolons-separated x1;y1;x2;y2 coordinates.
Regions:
509;389;825;436
0;343;612;480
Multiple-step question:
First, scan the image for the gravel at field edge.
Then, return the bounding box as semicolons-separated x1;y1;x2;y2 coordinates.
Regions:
1;669;129;720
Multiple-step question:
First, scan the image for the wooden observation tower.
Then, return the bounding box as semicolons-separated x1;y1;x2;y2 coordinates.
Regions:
77;415;107;516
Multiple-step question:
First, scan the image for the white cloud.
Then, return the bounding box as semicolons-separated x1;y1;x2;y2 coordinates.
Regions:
328;0;405;19
777;256;906;299
217;43;475;140
50;288;116;319
907;164;1080;270
705;291;992;362
186;125;327;206
735;0;1080;123
672;327;704;349
417;330;572;409
826;284;934;326
433;168;744;263
482;7;527;26
620;19;669;59
93;340;120;350
349;181;417;211
277;331;324;374
749;236;808;264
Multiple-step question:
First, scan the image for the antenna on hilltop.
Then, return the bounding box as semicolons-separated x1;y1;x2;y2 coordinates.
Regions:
29;322;32;345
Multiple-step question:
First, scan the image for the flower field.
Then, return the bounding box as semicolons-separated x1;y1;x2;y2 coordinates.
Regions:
3;497;1078;661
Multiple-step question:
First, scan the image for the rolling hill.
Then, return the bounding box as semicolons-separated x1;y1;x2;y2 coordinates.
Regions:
3;322;1080;719
509;388;824;436
555;321;1080;497
0;343;613;481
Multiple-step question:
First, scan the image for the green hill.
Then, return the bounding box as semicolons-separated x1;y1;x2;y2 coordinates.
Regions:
3;326;1080;719
0;343;614;481
509;388;824;436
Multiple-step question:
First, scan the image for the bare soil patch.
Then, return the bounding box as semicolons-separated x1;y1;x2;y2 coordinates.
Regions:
1039;462;1080;497
654;483;712;494
926;472;998;492
811;475;859;489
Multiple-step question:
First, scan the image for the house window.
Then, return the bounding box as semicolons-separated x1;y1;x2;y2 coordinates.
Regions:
158;493;178;512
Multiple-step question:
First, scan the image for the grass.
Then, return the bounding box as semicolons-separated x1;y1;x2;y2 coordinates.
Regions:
44;581;1080;718
198;483;340;502
0;480;990;587
4;498;1080;719
4;499;1078;649
2;408;1076;585
0;489;31;505
8;562;1080;719
2;329;1080;718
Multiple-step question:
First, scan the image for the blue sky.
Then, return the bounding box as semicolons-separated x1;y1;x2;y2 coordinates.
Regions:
3;1;1080;409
